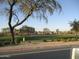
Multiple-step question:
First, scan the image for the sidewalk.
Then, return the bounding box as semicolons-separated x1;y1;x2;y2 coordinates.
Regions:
0;41;79;54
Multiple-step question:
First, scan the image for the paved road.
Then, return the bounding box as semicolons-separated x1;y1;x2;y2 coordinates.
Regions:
0;48;71;59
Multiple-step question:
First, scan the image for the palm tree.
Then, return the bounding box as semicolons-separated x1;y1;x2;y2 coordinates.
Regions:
70;19;79;40
0;0;61;44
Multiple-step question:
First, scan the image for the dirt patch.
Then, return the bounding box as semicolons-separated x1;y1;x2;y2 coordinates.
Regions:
0;41;79;53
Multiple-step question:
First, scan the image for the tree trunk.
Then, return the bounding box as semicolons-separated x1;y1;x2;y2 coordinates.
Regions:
9;25;15;45
11;28;15;44
75;32;78;41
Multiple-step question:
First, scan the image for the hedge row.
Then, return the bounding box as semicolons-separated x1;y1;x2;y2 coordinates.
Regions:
0;35;79;41
0;35;79;46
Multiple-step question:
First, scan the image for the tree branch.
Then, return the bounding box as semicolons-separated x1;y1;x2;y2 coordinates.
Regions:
13;11;33;28
13;1;37;28
13;12;19;24
8;0;16;26
8;0;11;6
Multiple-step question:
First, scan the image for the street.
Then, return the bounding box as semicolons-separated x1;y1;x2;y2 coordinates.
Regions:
0;48;71;59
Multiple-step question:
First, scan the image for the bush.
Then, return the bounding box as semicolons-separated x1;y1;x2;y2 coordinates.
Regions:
51;39;54;42
43;39;48;42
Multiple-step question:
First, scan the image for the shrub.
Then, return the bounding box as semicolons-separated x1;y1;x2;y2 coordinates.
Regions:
51;39;54;42
43;39;48;42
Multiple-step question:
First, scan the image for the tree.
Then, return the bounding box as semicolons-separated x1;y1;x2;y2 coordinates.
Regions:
2;28;10;33
0;0;61;44
70;19;79;40
20;25;35;35
43;28;50;35
56;29;59;34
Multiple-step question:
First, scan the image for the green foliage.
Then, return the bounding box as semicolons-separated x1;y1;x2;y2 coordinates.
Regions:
0;34;79;46
43;39;48;42
0;37;11;46
70;19;79;32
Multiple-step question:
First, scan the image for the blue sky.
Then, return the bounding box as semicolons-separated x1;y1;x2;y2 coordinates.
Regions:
0;0;79;32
